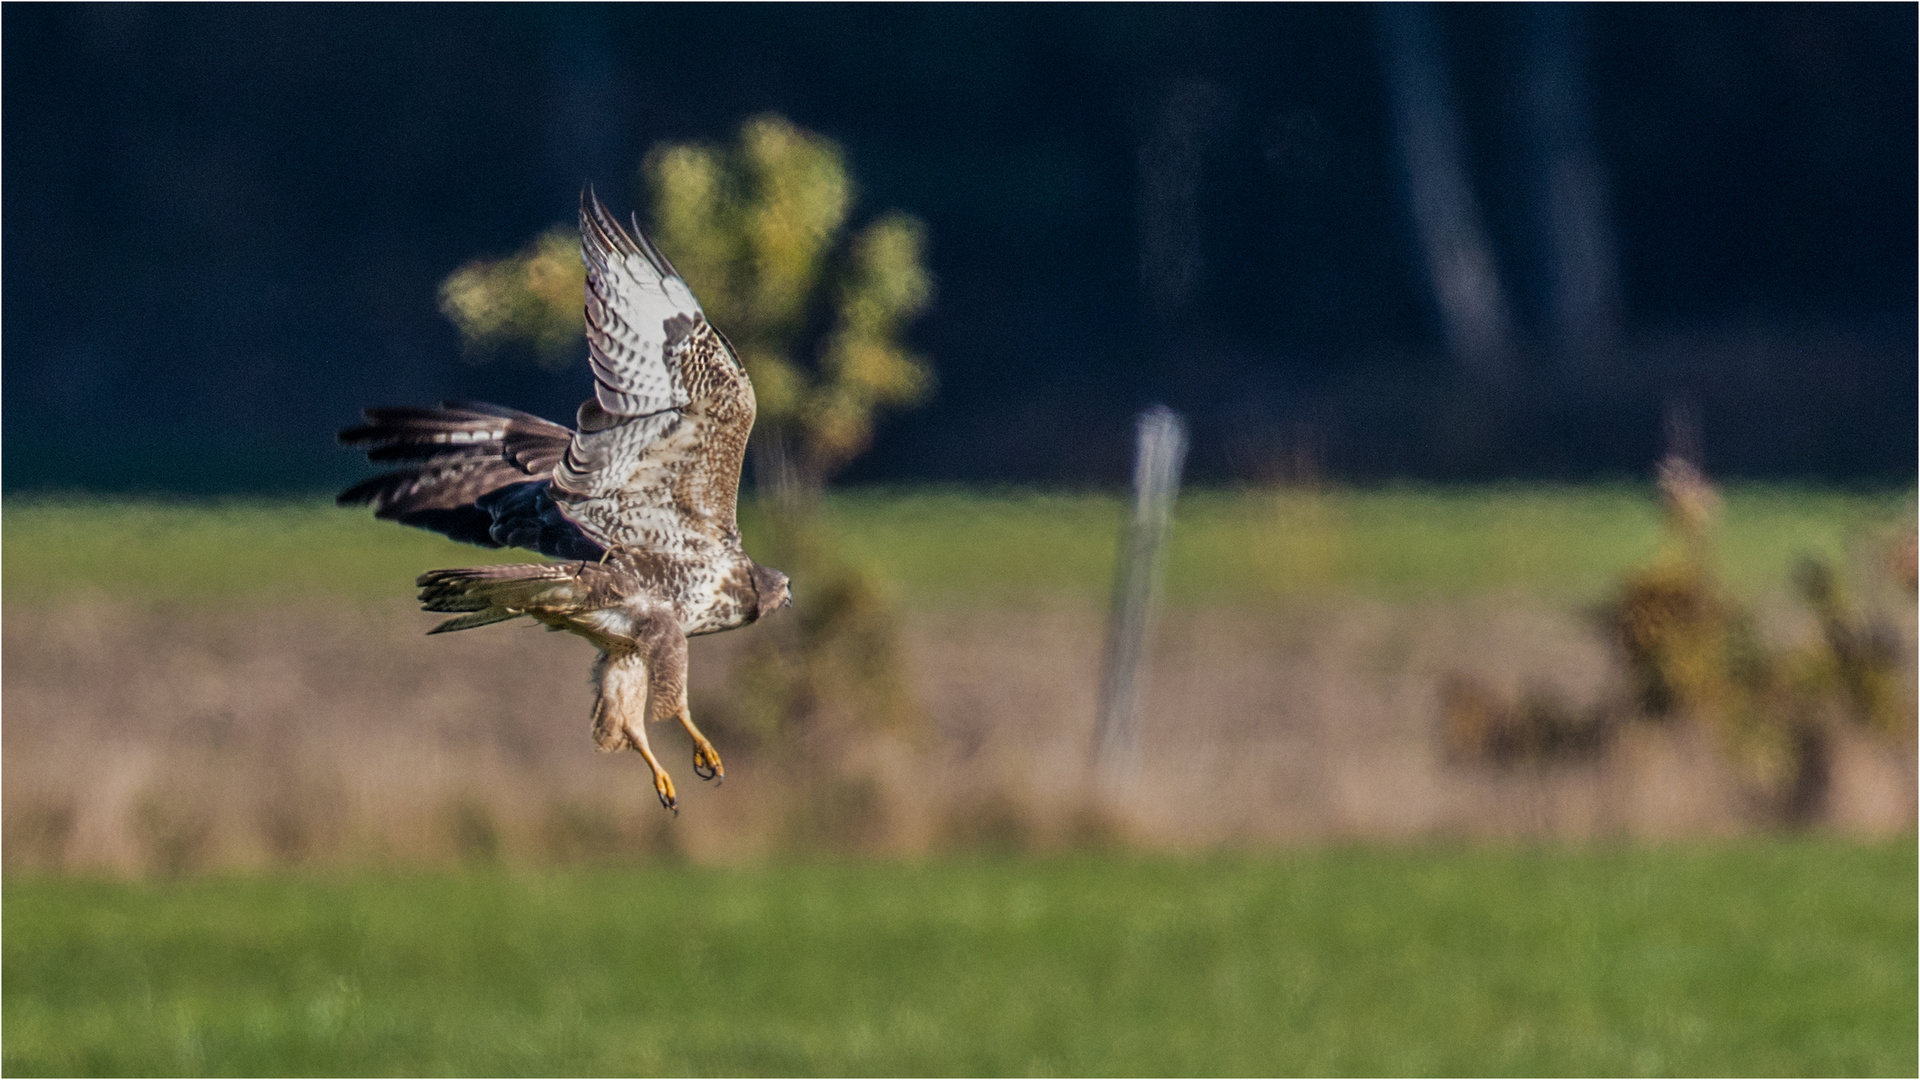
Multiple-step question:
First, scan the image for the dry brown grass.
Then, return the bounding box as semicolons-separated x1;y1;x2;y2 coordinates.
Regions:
5;594;1913;875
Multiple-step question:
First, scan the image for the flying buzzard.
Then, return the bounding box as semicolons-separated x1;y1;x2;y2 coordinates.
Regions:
339;191;790;812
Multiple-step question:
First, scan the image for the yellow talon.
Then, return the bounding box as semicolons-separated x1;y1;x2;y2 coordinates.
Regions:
654;770;678;813
692;739;724;783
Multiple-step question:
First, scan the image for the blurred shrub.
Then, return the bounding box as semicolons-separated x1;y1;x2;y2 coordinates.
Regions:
1441;455;1913;826
1439;675;1614;766
1601;456;1913;822
438;227;585;371
714;502;922;759
1793;556;1912;741
1609;456;1744;719
1603;456;1802;814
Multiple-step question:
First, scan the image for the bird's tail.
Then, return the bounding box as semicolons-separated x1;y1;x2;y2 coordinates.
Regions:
415;562;588;634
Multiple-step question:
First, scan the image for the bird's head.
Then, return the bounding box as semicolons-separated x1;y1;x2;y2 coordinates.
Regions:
749;563;792;621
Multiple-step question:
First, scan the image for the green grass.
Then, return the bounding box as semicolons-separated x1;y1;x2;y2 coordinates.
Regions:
0;498;532;607
4;485;1909;607
5;843;1912;1076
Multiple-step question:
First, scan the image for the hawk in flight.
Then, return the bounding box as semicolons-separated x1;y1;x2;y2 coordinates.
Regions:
340;191;790;812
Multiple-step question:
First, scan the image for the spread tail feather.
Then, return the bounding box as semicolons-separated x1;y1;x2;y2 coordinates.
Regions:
416;563;592;633
427;609;524;635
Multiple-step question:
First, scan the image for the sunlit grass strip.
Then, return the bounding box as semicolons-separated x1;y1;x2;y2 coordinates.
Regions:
4;842;1913;1076
3;485;1908;607
0;498;530;606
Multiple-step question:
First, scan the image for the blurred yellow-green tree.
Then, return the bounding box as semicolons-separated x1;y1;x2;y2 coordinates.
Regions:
438;113;934;491
438;227;585;372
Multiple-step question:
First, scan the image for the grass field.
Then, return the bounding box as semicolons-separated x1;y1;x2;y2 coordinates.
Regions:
4;485;1908;606
7;490;1911;1076
5;842;1912;1076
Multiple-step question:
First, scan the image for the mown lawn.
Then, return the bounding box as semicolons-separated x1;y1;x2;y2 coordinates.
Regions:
3;485;1907;607
5;842;1913;1076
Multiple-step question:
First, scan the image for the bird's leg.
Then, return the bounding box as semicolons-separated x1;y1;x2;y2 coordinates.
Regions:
641;616;723;784
589;650;627;752
626;726;677;814
594;646;677;812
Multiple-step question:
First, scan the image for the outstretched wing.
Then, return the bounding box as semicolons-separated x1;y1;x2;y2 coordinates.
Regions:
337;402;606;561
553;190;756;551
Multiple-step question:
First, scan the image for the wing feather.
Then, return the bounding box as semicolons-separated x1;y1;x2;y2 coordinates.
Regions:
344;193;759;563
556;191;758;550
337;403;601;559
579;189;696;418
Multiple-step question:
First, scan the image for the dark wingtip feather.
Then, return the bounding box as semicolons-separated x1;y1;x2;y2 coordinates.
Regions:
427;609;520;634
580;186;645;263
364;443;497;464
339;403;588;558
630;211;682;280
440;400;557;424
336;474;391;507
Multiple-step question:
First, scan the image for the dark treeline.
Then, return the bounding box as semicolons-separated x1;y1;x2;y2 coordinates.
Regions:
4;4;1913;493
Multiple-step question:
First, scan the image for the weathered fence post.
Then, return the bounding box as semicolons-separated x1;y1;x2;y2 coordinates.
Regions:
1095;405;1189;777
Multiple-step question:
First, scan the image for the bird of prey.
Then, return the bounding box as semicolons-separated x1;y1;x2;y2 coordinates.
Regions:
339;190;790;812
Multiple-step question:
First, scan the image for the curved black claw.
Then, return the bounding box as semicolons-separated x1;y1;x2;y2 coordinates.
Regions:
691;741;724;784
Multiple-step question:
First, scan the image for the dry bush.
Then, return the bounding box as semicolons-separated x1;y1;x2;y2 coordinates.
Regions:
1425;457;1914;832
1796;557;1913;740
1591;460;1914;823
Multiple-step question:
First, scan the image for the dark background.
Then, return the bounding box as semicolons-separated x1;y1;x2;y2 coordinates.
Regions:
5;3;1914;494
